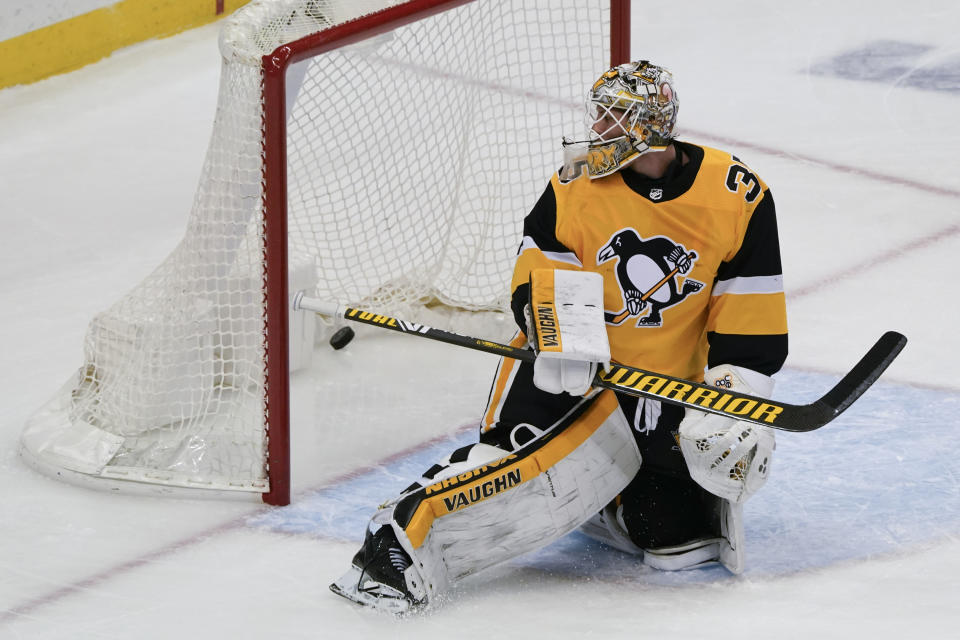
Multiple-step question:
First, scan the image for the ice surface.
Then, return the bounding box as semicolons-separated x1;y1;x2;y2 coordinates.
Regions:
2;2;960;638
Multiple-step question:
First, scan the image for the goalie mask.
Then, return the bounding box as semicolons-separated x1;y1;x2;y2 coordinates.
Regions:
561;60;679;181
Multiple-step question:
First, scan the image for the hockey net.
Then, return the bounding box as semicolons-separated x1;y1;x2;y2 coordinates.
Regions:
21;0;625;504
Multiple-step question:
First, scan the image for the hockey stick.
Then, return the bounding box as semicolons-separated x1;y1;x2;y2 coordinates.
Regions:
293;292;906;433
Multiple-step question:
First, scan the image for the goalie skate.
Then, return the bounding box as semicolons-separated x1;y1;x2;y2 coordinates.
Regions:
329;525;427;614
330;565;417;615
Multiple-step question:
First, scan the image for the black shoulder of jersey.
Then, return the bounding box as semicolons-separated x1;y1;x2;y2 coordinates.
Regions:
716;189;781;280
521;181;569;254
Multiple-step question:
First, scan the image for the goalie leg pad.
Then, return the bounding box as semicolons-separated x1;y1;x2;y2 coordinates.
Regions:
640;499;745;574
643;539;724;571
578;502;644;555
718;498;746;574
377;391;640;600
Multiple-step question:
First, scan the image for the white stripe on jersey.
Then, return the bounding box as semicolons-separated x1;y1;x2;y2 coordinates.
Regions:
712;275;784;296
519;235;582;267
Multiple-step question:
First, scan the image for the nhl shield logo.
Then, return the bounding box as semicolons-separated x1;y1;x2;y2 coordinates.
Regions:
649;188;663;200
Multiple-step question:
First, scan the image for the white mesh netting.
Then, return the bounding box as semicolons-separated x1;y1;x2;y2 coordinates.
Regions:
21;0;612;497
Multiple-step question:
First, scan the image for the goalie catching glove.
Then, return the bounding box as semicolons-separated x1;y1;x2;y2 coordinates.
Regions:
525;269;611;396
678;365;776;504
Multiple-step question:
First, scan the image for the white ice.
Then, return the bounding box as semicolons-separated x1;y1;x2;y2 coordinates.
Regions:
2;1;960;638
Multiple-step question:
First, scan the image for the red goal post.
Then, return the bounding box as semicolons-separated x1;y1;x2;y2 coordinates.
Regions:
22;0;631;506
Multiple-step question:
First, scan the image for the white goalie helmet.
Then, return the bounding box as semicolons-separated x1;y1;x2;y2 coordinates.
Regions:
561;60;679;180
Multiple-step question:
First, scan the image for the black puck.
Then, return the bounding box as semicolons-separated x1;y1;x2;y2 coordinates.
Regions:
329;326;355;350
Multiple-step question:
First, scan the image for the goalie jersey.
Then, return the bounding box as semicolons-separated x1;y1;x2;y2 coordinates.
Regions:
511;141;788;382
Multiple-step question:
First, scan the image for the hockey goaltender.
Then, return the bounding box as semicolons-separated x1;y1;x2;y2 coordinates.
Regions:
330;60;789;613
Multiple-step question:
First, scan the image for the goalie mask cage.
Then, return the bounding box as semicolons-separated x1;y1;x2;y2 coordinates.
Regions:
21;0;630;505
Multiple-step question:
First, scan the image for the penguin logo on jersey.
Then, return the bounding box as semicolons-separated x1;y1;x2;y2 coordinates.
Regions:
597;228;704;327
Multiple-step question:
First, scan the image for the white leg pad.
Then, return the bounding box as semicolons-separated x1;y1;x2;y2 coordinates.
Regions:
578;503;643;555
643;539;724;571
719;499;746;574
382;394;641;602
641;498;745;573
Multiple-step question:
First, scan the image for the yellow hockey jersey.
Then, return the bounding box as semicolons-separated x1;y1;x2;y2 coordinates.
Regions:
511;141;788;382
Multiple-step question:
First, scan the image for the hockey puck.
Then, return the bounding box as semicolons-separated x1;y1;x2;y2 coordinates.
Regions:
329;326;355;350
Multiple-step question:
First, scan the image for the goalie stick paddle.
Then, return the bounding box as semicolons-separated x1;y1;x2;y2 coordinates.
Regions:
293;293;907;433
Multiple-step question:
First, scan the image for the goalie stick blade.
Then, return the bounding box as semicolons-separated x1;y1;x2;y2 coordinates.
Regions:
784;330;908;432
712;330;907;433
820;331;907;414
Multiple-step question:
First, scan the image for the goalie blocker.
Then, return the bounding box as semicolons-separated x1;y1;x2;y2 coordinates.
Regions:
526;268;611;396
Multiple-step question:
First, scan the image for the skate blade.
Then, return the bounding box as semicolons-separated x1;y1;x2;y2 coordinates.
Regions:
329;565;413;615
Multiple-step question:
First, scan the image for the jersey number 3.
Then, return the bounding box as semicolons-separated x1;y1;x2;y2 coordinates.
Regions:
725;163;762;203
